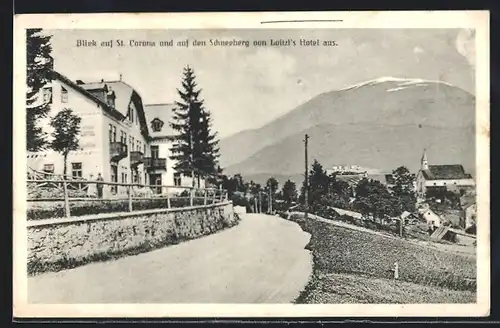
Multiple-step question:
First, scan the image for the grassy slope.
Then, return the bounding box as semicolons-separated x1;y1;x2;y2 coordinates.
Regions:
289;215;476;304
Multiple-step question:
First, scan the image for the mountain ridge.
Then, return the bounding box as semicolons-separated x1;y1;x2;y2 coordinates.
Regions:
219;77;475;181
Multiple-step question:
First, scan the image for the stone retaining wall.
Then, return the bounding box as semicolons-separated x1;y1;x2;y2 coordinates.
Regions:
28;201;237;275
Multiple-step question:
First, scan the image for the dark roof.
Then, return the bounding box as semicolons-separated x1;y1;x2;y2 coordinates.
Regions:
80;81;135;117
144;103;176;138
421;165;472;180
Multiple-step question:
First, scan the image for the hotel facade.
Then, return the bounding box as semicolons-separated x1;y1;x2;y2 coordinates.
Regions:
27;70;201;197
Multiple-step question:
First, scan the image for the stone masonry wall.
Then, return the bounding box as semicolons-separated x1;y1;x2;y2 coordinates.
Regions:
28;201;237;275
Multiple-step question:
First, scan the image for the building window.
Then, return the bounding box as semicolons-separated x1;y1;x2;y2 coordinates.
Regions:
174;173;182;186
131;137;135;151
123;132;127;145
43;164;54;173
111;165;117;194
128;105;134;123
151;145;159;159
120;130;125;144
109;124;113;142
71;162;83;178
42;87;52;103
129;136;133;150
136;140;140;152
144;144;147;156
151;118;164;132
111;126;117;142
61;86;68;103
43;164;54;178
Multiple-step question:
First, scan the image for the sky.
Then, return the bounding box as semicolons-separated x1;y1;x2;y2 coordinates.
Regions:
46;28;475;138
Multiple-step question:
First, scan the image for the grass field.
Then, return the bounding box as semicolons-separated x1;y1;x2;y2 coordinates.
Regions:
288;214;476;304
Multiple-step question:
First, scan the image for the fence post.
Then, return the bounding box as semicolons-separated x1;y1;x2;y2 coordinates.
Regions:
128;185;133;212
190;188;194;206
213;190;217;204
63;179;70;218
219;188;223;202
204;189;207;205
166;186;171;208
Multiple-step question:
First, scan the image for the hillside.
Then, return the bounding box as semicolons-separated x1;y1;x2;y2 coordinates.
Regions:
226;123;475;185
220;77;475;180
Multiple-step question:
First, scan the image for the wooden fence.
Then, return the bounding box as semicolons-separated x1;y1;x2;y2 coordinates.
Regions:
27;173;228;218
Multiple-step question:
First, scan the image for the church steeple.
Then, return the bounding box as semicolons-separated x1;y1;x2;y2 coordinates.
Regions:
421;149;428;170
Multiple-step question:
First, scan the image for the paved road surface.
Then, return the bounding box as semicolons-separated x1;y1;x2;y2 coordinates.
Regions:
28;214;312;303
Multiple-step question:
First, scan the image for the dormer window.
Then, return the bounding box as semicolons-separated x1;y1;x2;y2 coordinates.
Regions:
106;86;116;107
151;118;164;132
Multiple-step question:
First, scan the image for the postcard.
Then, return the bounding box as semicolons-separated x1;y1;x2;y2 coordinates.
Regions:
13;11;490;318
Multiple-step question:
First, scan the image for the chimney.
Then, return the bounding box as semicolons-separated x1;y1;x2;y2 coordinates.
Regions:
101;79;104;83
119;73;123;81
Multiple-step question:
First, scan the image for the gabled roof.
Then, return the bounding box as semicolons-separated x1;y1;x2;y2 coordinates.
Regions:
52;71;150;138
421;165;472;180
144;103;176;139
51;71;123;121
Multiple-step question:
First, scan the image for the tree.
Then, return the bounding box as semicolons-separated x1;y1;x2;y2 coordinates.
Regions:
26;28;53;151
265;177;279;195
169;65;220;188
49;108;81;177
391;166;417;213
281;179;298;204
353;178;400;221
300;160;329;212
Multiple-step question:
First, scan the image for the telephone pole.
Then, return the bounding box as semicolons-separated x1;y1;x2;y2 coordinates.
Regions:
304;134;309;219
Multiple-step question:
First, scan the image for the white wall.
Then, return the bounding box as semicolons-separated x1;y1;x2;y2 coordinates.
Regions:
30;79;106;179
424;179;475;187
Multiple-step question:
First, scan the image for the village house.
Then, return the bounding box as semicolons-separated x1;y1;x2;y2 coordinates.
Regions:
415;149;475;198
27;68;202;197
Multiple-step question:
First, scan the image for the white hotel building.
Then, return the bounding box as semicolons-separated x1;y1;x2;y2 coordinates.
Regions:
27;69;202;197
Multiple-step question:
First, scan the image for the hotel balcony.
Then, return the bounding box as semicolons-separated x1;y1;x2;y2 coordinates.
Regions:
144;157;167;171
130;151;144;166
110;142;128;162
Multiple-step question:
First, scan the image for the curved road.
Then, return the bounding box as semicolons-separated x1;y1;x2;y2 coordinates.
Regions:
28;214;312;304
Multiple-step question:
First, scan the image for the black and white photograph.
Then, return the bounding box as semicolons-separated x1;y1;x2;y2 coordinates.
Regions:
13;11;490;318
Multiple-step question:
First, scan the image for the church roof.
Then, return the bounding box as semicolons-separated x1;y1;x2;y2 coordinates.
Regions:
421;149;427;163
421;165;472;180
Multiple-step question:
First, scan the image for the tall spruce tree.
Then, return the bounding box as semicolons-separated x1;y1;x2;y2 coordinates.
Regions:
169;65;220;187
26;28;53;151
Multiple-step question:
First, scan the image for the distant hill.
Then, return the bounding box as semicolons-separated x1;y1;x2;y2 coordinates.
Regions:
220;77;475;181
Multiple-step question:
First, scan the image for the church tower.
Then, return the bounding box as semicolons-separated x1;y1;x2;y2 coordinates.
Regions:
421;149;428;170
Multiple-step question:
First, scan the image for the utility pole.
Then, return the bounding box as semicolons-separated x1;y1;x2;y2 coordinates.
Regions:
304;134;309;219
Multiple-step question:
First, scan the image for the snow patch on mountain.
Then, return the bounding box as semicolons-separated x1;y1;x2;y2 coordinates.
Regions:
338;76;454;92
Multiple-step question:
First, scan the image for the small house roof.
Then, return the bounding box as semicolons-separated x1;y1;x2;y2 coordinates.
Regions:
421;165;472;180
